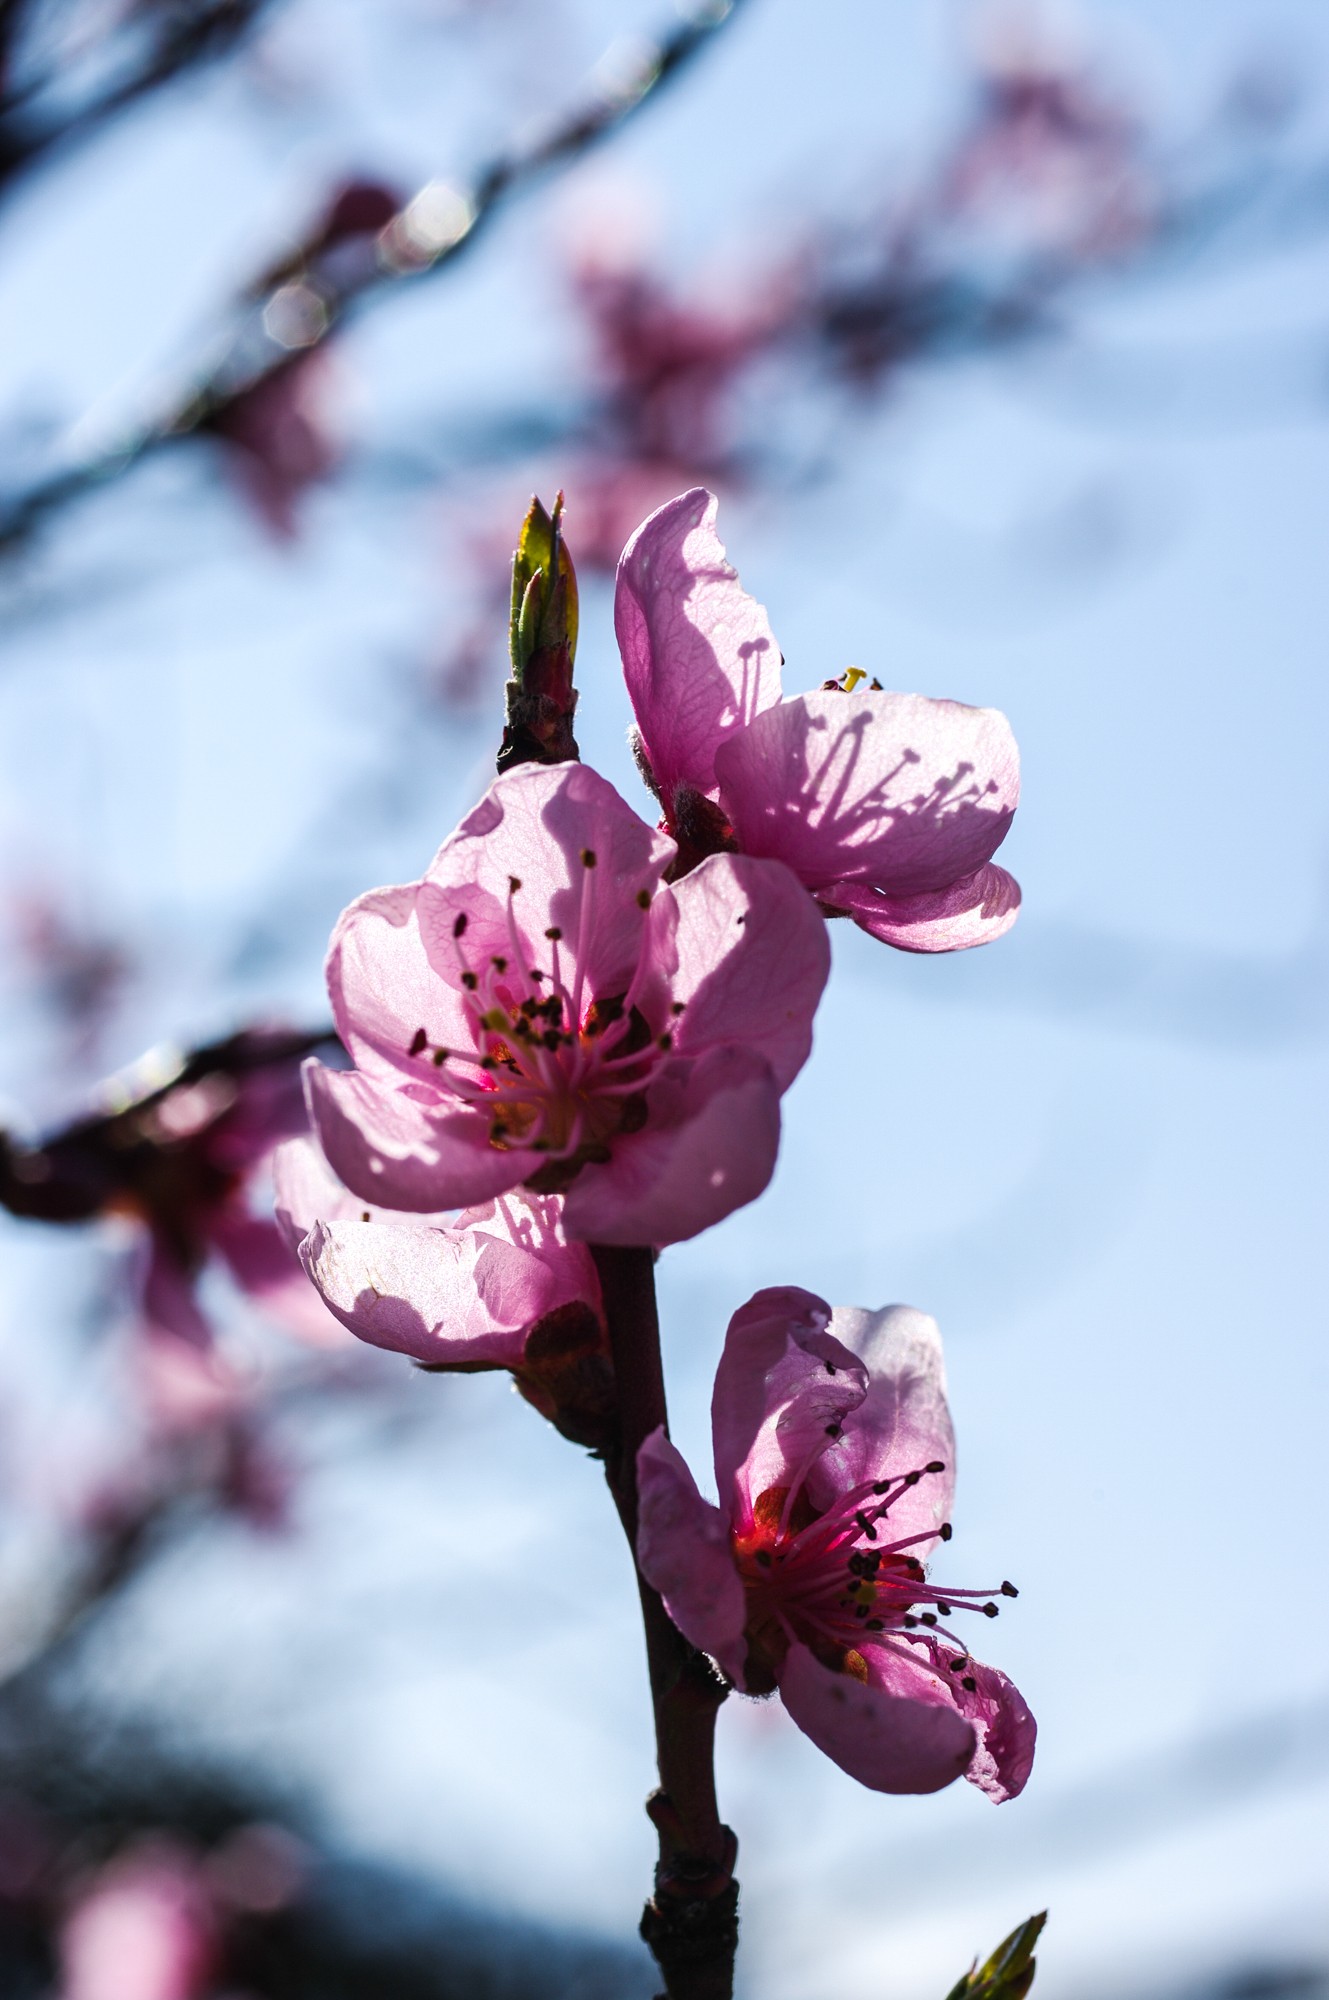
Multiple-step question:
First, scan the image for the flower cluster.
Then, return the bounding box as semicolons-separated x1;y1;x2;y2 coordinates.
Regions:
286;489;1032;1830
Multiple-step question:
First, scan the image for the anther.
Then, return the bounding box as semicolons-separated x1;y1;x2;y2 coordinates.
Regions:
939;1523;953;1541
919;1612;938;1627
360;1210;371;1223
925;1460;946;1474
872;1480;892;1495
581;848;597;868
1001;1581;1019;1598
934;1601;952;1617
657;1033;673;1051
460;971;478;990
982;1603;1000;1618
453;913;468;939
854;1511;878;1542
432;1047;449;1066
636;889;651;909
962;1676;977;1692
903;1615;919;1628
824;1362;836;1375
948;1656;967;1673
491;956;507;972
825;1423;842;1439
408;1028;427;1056
545;927;562;941
904;1471;921;1486
671;1001;686;1015
508;875;522;894
865;1619;884;1631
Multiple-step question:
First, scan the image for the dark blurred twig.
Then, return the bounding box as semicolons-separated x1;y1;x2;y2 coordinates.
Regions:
0;0;275;194
0;0;750;550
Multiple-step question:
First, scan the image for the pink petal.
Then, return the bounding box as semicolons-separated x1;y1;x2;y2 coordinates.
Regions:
670;854;831;1091
298;1217;533;1365
710;1289;869;1517
779;1642;975;1794
560;1046;781;1247
303;1061;537;1212
418;763;674;1010
207;1209;348;1347
823;863;1021;953
615;489;783;814
886;1636;1036;1803
272;1135;373;1251
636;1429;748;1683
806;1305;955;1549
328;882;472;1082
715;691;1019;897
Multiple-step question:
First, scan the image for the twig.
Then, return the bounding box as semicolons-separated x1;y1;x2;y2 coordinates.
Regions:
592;1245;738;2000
0;0;750;551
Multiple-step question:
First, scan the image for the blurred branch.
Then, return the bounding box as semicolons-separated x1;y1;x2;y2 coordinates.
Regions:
0;0;750;551
0;0;276;195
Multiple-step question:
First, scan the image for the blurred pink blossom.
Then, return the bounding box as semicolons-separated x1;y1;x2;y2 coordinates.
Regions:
617;488;1021;950
58;1839;219;2000
304;761;828;1246
637;1287;1035;1800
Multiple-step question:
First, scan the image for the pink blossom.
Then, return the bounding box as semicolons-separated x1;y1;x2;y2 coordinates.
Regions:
273;1135;600;1370
303;761;829;1247
57;1840;219;2000
616;489;1021;951
636;1288;1035;1799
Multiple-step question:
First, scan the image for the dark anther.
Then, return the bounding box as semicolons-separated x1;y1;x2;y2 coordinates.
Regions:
919;1612;938;1627
360;1210;371;1223
657;1033;673;1051
948;1656;967;1672
432;1047;449;1066
636;889;651;909
824;1361;836;1375
962;1675;978;1691
925;1460;946;1474
865;1619;884;1631
508;875;522;894
872;1480;892;1495
671;1000;686;1014
492;956;508;972
453;913;468;938
939;1523;953;1541
824;1423;842;1439
903;1615;919;1628
983;1602;1000;1618
545;926;562;941
1001;1581;1019;1597
408;1028;428;1056
854;1511;877;1541
542;1030;562;1051
904;1470;921;1486
479;1056;497;1071
855;1604;869;1619
461;972;478;991
491;1121;508;1139
581;848;597;868
935;1601;952;1616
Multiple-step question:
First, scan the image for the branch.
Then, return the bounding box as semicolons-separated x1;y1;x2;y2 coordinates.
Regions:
0;0;750;551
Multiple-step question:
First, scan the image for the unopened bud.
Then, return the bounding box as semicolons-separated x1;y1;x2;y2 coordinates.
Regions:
497;493;581;774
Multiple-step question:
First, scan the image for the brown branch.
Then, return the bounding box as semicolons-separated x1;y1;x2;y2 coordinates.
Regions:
592;1245;739;2000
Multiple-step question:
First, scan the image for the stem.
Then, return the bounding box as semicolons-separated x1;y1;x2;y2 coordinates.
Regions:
591;1245;740;2000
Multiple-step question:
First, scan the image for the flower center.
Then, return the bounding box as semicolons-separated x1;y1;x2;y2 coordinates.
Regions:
732;1460;1017;1692
403;867;682;1189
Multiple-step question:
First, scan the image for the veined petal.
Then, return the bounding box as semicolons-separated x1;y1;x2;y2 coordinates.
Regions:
711;1286;837;1510
807;1305;955;1548
779;1642;975;1794
824;863;1021;953
716;691;1018;896
636;1429;748;1683
615;489;783;813
912;1638;1036;1802
304;1061;537;1213
670;853;830;1091
561;1046;781;1247
712;1289;868;1517
419;763;674;1008
299;1217;527;1366
328;882;472;1081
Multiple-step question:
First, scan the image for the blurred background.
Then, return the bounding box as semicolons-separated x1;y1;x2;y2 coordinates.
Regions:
1;0;1327;1994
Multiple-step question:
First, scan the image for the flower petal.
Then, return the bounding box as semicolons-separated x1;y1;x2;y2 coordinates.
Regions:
560;1046;781;1247
671;854;831;1091
779;1642;975;1794
273;1135;377;1251
299;1217;527;1365
807;1305;955;1549
824;863;1021;953
921;1640;1036;1803
304;1061;537;1212
710;1288;866;1517
636;1428;748;1682
615;488;783;813
418;763;674;1010
716;691;1019;896
328;882;471;1082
